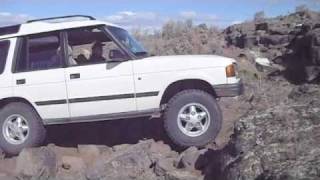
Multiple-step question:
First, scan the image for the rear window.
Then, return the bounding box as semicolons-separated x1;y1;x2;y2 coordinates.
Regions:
0;41;10;74
15;32;62;72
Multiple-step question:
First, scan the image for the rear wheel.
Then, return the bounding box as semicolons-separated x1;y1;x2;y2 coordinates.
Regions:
0;102;46;155
163;90;222;147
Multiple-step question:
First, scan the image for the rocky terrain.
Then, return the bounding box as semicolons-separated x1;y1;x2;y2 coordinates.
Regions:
220;9;320;180
225;84;320;180
224;9;320;84
0;9;319;180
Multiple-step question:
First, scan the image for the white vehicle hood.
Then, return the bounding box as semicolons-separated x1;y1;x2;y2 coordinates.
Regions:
133;55;235;73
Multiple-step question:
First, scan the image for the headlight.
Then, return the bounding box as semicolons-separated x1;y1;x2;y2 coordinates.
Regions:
226;63;236;77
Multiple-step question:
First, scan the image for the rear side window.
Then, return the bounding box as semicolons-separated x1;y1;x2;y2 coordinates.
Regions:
0;41;10;75
15;32;62;72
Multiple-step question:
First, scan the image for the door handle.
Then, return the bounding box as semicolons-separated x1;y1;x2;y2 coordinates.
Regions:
70;73;80;79
16;79;26;85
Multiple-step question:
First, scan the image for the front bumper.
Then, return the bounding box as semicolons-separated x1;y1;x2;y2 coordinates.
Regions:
212;80;244;97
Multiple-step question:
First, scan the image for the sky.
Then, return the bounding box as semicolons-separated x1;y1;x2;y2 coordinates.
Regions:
0;0;319;30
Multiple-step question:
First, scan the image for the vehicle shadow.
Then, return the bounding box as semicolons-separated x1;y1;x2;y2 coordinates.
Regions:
45;117;176;149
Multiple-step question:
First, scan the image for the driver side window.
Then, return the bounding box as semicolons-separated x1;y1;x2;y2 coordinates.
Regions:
66;26;129;66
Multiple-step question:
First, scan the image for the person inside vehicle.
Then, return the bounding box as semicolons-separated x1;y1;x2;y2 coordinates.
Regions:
76;49;91;65
89;42;106;63
46;47;62;69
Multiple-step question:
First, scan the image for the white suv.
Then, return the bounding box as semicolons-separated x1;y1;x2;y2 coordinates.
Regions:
0;15;242;155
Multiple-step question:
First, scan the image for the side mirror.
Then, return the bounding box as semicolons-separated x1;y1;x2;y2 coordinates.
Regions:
108;49;128;62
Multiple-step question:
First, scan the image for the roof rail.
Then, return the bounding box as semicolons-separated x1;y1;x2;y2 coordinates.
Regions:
27;15;96;23
0;25;21;36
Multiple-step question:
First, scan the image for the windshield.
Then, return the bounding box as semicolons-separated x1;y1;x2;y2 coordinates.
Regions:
106;26;148;57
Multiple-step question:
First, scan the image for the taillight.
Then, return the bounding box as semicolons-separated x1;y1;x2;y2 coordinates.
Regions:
226;64;236;77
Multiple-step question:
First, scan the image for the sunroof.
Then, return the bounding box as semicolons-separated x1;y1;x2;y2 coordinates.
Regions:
0;25;21;36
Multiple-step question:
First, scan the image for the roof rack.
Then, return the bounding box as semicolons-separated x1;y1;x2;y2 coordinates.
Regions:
27;15;96;23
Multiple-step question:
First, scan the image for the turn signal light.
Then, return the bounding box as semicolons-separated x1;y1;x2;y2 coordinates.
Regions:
226;64;236;77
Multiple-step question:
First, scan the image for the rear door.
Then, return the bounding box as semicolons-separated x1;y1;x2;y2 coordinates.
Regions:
0;40;13;100
12;32;69;122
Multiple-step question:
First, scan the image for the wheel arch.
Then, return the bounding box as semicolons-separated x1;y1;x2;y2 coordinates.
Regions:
0;97;40;117
160;79;217;106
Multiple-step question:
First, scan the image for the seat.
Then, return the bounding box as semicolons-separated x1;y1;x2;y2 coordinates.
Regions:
67;46;78;66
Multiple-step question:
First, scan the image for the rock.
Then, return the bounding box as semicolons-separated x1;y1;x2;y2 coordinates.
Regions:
282;26;320;83
305;66;320;82
61;156;86;172
149;141;172;156
111;143;131;152
269;25;291;35
0;149;5;160
224;88;320;180
48;144;78;160
255;57;272;67
243;34;258;48
154;158;176;177
255;22;268;31
224;9;320;83
15;147;57;178
0;158;16;175
77;145;107;165
224;22;255;48
0;173;16;180
55;172;87;180
165;170;201;180
260;34;290;46
55;155;87;180
177;147;208;171
149;141;178;163
86;141;154;180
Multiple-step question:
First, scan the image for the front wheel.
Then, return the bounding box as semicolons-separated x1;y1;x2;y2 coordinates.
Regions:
163;90;222;147
0;102;46;155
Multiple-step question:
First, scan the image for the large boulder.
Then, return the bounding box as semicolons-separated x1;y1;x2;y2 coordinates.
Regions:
224;84;320;180
176;147;208;171
77;145;110;166
86;140;155;180
47;144;78;161
15;147;57;178
282;26;320;83
154;158;177;177
259;34;291;46
149;141;178;163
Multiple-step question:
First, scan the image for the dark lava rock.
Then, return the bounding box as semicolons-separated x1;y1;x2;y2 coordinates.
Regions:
224;84;320;180
224;9;320;83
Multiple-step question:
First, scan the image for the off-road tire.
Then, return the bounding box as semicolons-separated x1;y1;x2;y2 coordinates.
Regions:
163;89;222;147
0;102;46;155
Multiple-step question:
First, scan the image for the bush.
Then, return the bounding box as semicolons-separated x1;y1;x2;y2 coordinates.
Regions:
132;20;225;56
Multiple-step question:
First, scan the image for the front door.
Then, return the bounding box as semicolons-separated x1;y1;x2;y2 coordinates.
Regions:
63;26;136;118
12;32;69;121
